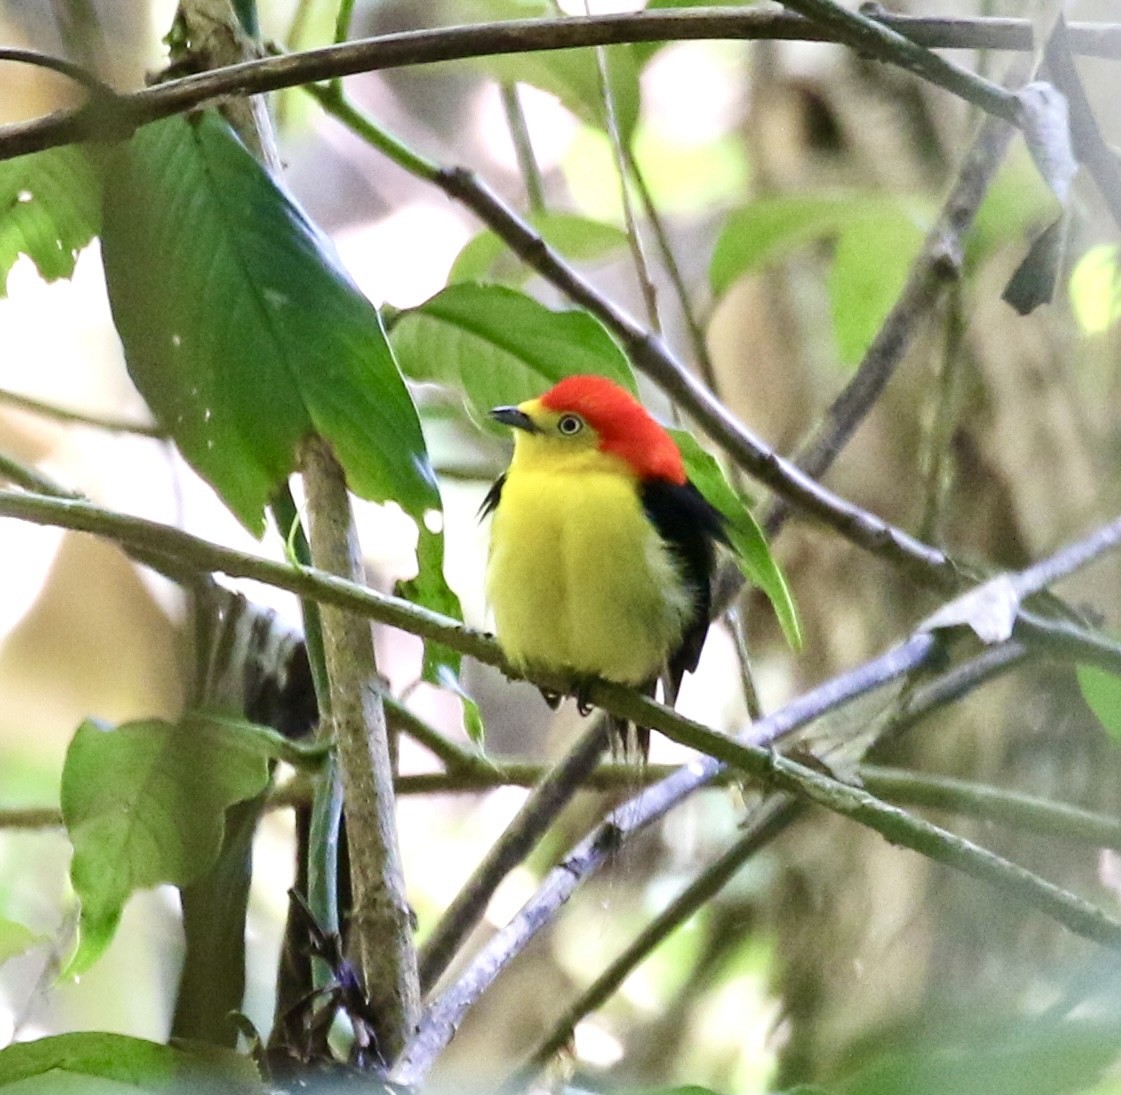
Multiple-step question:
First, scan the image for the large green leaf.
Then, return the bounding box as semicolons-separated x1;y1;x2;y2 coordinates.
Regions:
389;283;636;429
449;211;627;286
100;112;438;535
0;146;100;296
710;192;928;367
61;714;273;974
672;431;802;650
0;1032;262;1092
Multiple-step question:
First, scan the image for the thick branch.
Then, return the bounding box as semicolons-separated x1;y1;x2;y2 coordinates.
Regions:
290;440;419;1060
3;12;1120;161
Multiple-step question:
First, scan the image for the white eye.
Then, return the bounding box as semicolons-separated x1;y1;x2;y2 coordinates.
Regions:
558;414;584;436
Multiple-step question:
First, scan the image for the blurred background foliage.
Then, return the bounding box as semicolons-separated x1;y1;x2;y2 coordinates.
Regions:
3;0;1121;1092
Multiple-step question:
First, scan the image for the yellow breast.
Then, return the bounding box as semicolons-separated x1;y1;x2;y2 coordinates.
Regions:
486;461;692;685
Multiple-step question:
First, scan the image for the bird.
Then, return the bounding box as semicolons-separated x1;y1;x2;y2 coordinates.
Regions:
481;374;728;756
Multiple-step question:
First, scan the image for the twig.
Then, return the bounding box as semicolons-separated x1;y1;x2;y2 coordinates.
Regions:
500;83;545;214
431;162;959;588
0;453;80;497
1044;17;1121;234
773;66;1023;516
917;282;966;543
4;12;1118;162
510;796;799;1088
391;673;1121;1088
0;388;164;437
417;719;609;993
776;0;1016;120
861;766;1121;848
624;147;720;391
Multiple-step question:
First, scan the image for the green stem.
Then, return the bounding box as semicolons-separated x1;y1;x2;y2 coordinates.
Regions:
500;83;546;213
270;486;340;968
308;82;439;181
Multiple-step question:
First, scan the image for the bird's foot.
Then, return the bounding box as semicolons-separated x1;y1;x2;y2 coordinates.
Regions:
539;688;562;710
575;683;595;717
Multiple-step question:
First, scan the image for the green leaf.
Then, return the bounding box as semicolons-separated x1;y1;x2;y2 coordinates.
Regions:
672;431;802;650
0;1032;263;1092
100;112;438;535
397;525;484;744
710;192;927;367
389;283;636;429
1069;244;1121;335
60;714;271;974
0;916;41;966
829;209;924;366
449;211;627;286
457;0;641;141
0;146;100;296
1077;663;1121;742
709;192;927;299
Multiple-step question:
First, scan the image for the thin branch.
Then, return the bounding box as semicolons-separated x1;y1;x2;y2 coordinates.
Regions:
0;453;80;497
4;11;1118;162
0;46;114;98
510;796;799;1088
773;64;1023;512
417;718;608;993
776;0;1016;121
391;676;1121;1088
0;388;164;437
1045;17;1121;236
861;766;1121;849
499;83;545;215
624;147;720;392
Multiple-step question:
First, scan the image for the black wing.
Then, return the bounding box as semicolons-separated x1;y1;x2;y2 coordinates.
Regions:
641;478;729;698
479;473;506;520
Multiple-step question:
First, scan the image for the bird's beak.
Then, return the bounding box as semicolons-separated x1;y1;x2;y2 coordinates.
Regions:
490;405;541;433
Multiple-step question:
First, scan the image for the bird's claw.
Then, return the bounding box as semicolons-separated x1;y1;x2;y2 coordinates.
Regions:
575;685;594;717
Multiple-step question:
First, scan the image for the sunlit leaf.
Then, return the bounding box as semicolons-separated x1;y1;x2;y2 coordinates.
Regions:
389;283;636;429
0;146;100;295
0;916;41;966
101;111;438;535
0;1032;263;1092
449;212;627;286
60;714;272;974
672;431;802;650
1069;244;1121;335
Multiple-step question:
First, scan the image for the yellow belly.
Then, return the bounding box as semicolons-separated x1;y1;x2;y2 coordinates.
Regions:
486;467;691;685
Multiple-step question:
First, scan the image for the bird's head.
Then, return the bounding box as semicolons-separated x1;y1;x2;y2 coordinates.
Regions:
490;375;685;483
